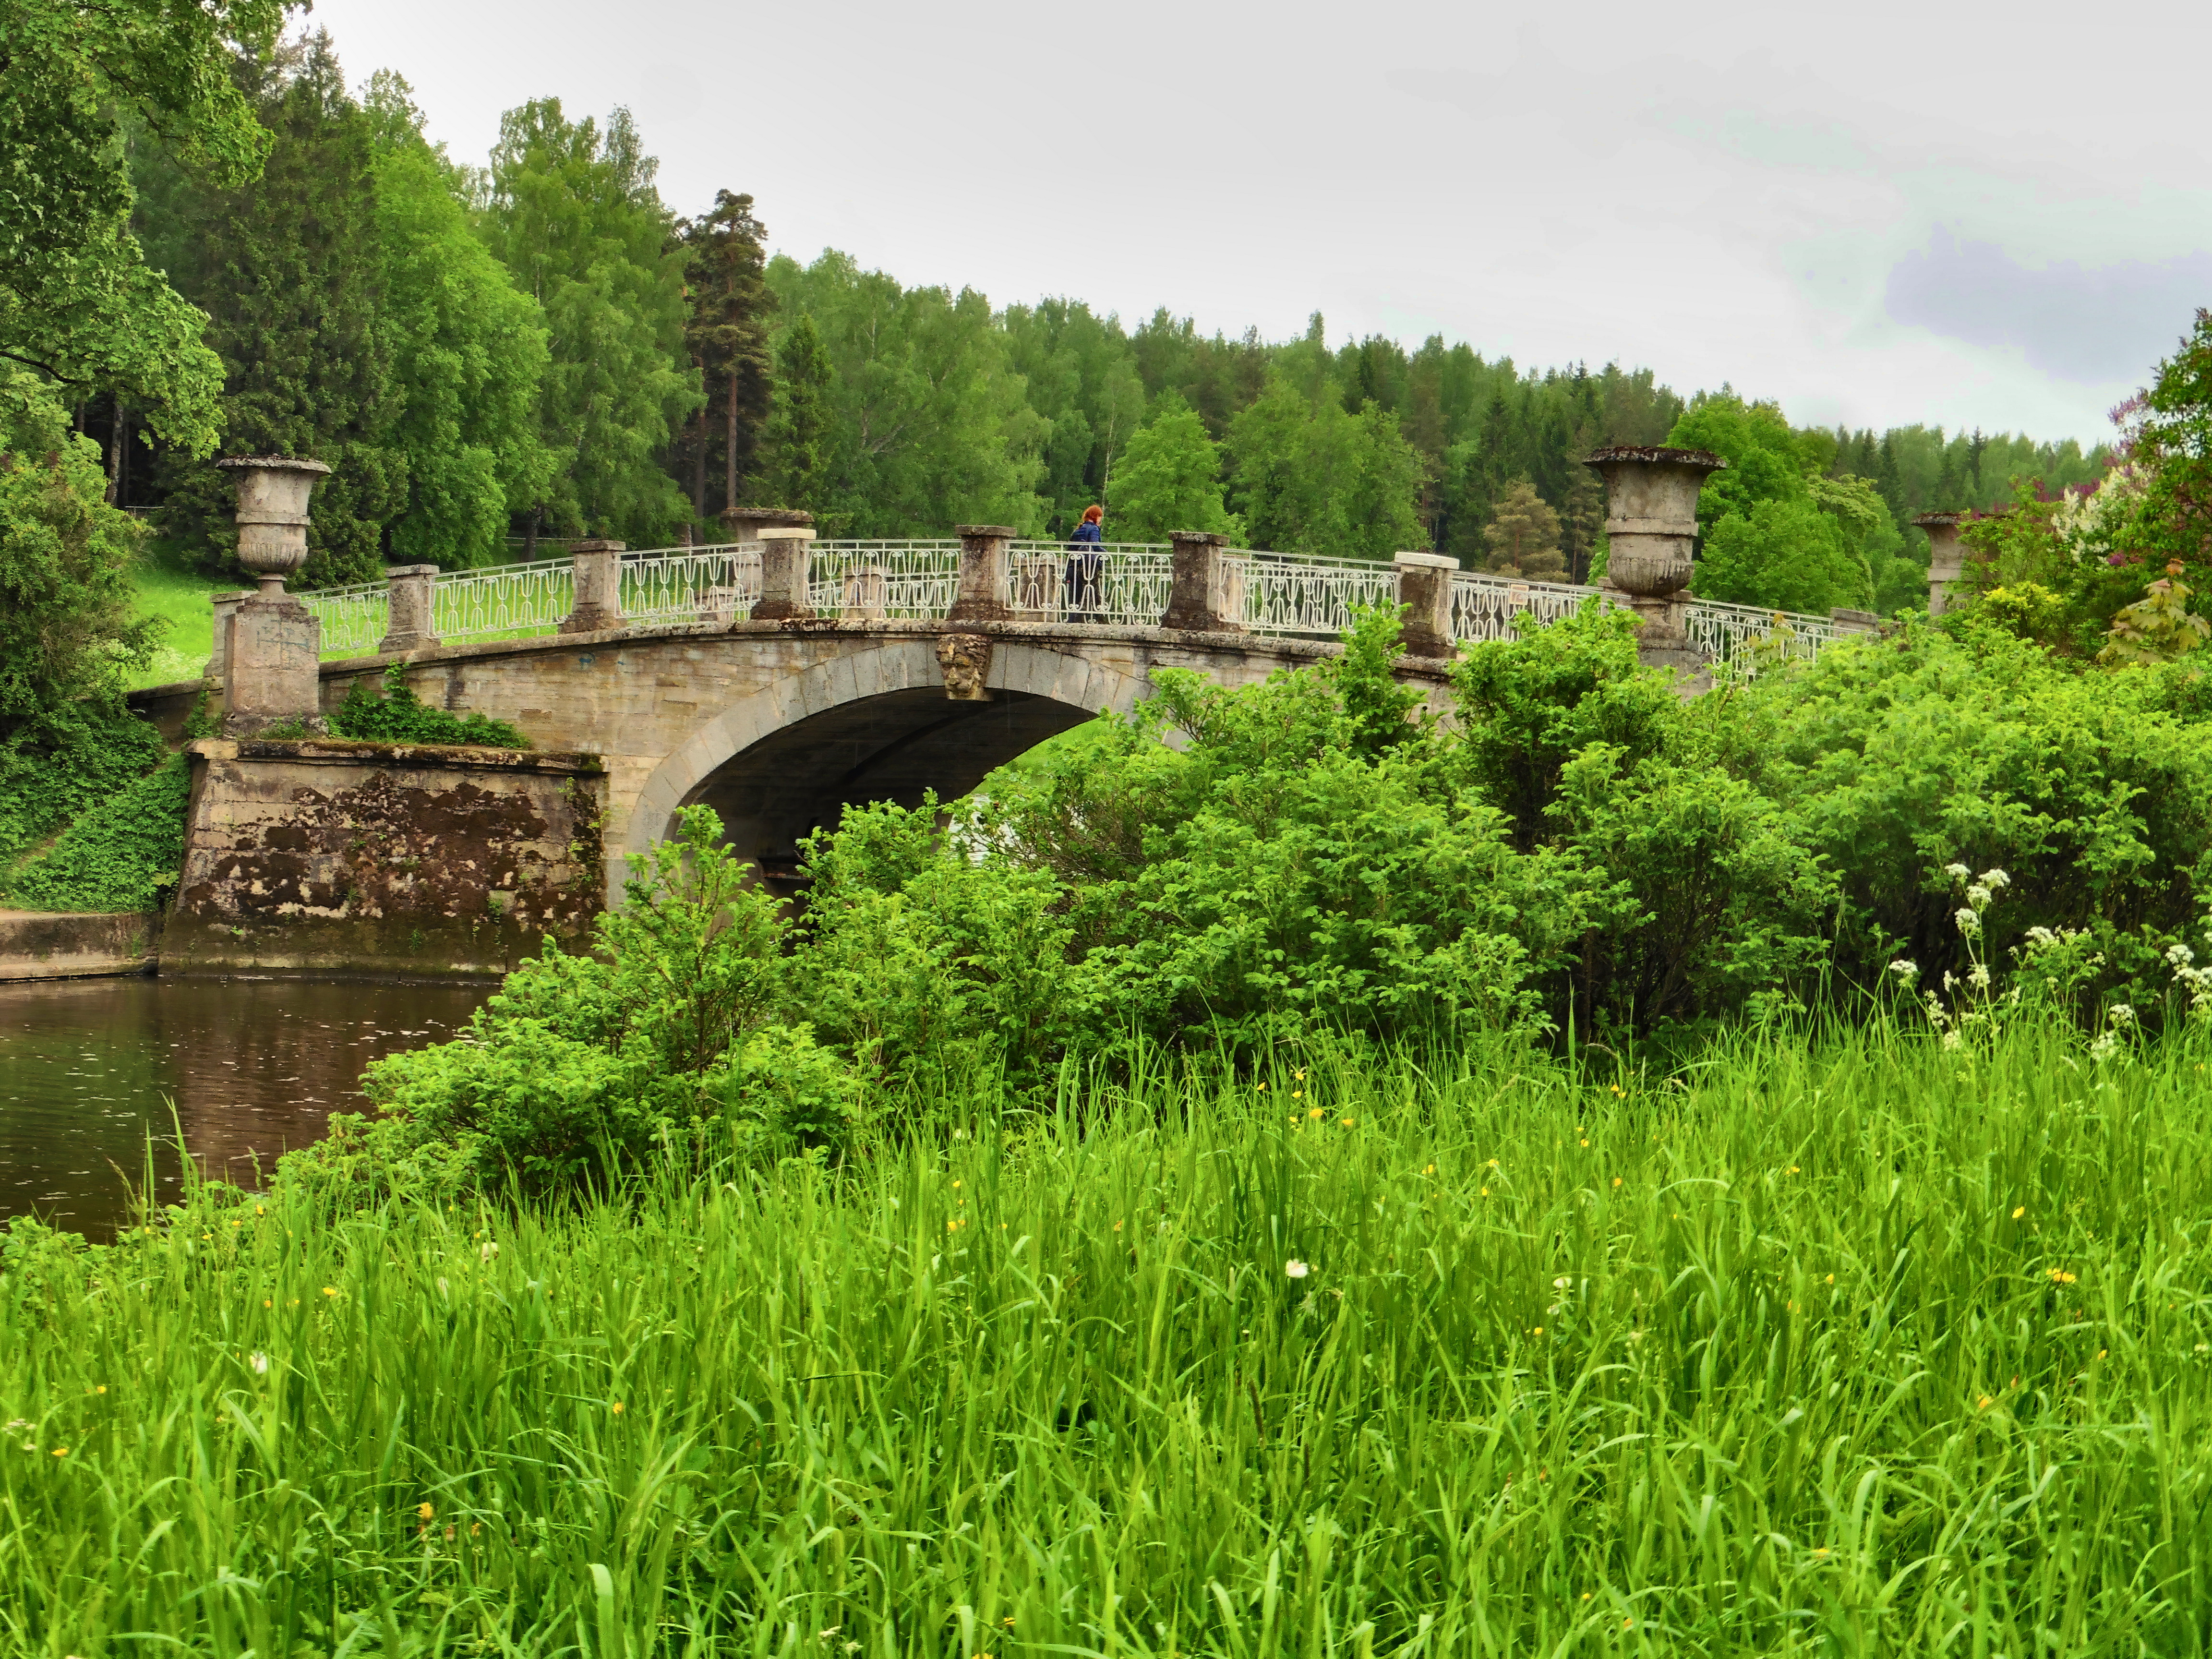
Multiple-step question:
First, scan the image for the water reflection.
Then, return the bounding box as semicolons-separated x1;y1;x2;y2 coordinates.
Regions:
0;975;485;1238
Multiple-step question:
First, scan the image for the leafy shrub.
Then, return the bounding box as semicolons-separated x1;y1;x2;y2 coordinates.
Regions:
5;754;190;911
289;806;860;1200
0;707;183;912
329;664;529;747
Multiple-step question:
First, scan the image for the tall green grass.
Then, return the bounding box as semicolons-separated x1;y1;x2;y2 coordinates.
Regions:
3;1020;2209;1654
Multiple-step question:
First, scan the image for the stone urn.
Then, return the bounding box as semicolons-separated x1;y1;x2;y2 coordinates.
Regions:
1911;511;1968;616
1582;445;1728;668
216;456;332;597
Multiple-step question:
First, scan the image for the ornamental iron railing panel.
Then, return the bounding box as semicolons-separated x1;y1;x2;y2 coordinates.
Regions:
300;582;391;658
1450;573;1614;642
807;541;962;619
1229;550;1402;637
1008;541;1172;625
1683;597;1845;671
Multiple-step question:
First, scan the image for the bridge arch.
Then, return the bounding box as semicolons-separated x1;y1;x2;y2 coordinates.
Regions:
621;639;1149;894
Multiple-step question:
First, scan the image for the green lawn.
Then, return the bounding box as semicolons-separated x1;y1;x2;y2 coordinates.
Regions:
127;550;226;688
3;1020;2208;1652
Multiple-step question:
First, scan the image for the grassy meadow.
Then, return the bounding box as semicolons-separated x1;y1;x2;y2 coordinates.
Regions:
2;1020;2209;1655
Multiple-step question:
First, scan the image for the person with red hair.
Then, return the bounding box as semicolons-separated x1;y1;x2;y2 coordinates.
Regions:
1065;504;1106;623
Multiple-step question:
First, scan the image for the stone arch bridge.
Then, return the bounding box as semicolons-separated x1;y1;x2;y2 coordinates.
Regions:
143;474;1868;976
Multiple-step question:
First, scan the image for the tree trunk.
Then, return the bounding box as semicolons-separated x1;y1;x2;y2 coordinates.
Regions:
690;386;706;521
525;508;540;563
105;392;122;505
725;369;739;513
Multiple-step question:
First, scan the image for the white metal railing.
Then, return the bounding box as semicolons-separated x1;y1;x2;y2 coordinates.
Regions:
1008;541;1172;626
1451;573;1615;642
433;556;573;643
299;540;1852;673
809;541;962;619
1683;598;1846;669
301;581;391;657
625;545;759;623
1231;550;1402;637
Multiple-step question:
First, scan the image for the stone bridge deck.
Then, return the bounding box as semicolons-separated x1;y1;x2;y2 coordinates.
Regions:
138;616;1457;912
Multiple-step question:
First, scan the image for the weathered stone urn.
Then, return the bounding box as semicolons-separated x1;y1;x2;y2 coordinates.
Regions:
1912;511;1968;616
214;456;330;735
216;456;332;598
1582;445;1728;670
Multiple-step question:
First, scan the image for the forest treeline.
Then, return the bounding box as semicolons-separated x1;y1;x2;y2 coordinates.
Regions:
73;29;2112;620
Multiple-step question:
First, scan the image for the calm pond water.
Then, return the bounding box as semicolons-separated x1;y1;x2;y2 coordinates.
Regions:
0;974;485;1239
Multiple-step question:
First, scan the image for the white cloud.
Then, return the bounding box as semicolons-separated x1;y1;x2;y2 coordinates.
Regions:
311;0;2212;444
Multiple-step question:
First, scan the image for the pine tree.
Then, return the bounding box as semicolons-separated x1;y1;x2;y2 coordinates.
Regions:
675;190;774;524
763;313;831;513
1482;480;1565;579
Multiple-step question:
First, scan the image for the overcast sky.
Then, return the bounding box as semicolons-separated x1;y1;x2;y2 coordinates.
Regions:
315;0;2208;446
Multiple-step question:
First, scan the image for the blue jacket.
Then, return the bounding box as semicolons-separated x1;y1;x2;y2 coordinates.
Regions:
1070;520;1104;547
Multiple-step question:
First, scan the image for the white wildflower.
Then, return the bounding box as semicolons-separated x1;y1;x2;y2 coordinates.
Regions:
1889;959;1919;981
1945;862;1971;881
1980;869;2010;890
2107;1003;2137;1028
480;1240;499;1262
249;1352;269;1375
1285;1259;1310;1279
2167;943;2195;967
1967;884;1993;911
1955;908;1982;939
1969;964;1991;991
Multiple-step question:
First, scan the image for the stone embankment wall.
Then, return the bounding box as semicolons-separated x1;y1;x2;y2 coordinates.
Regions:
163;738;606;979
0;911;160;982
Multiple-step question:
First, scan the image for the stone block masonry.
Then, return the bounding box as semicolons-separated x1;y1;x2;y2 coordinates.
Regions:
164;738;606;979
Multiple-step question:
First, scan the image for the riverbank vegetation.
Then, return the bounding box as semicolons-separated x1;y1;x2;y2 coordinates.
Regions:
4;1017;2211;1651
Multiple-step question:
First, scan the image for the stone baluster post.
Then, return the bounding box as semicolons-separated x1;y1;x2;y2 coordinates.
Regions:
1393;551;1458;657
203;589;252;680
1913;512;1967;616
720;507;814;622
1582;445;1729;671
948;525;1016;623
215;456;331;736
1162;530;1239;632
750;525;819;620
558;539;625;634
378;564;442;653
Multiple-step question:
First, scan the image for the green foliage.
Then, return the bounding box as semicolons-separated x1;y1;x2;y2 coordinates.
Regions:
1105;396;1241;545
1726;620;2212;1007
307;806;844;1197
2099;564;2211;667
759;312;832;515
144;36;406;587
10;1023;2212;1648
478;99;699;544
6;754;189;911
1002;298;1146;539
764;250;1046;536
0;375;159;734
0;706;172;909
1225;373;1427;557
365;77;553;570
329;666;530;748
0;0;282;455
1480;478;1564;578
672;189;775;525
1694;495;1872;614
2116;306;2212;569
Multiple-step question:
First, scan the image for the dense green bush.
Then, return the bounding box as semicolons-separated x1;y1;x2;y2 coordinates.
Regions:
329;665;530;747
0;707;184;912
324;602;2212;1197
291;809;859;1199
